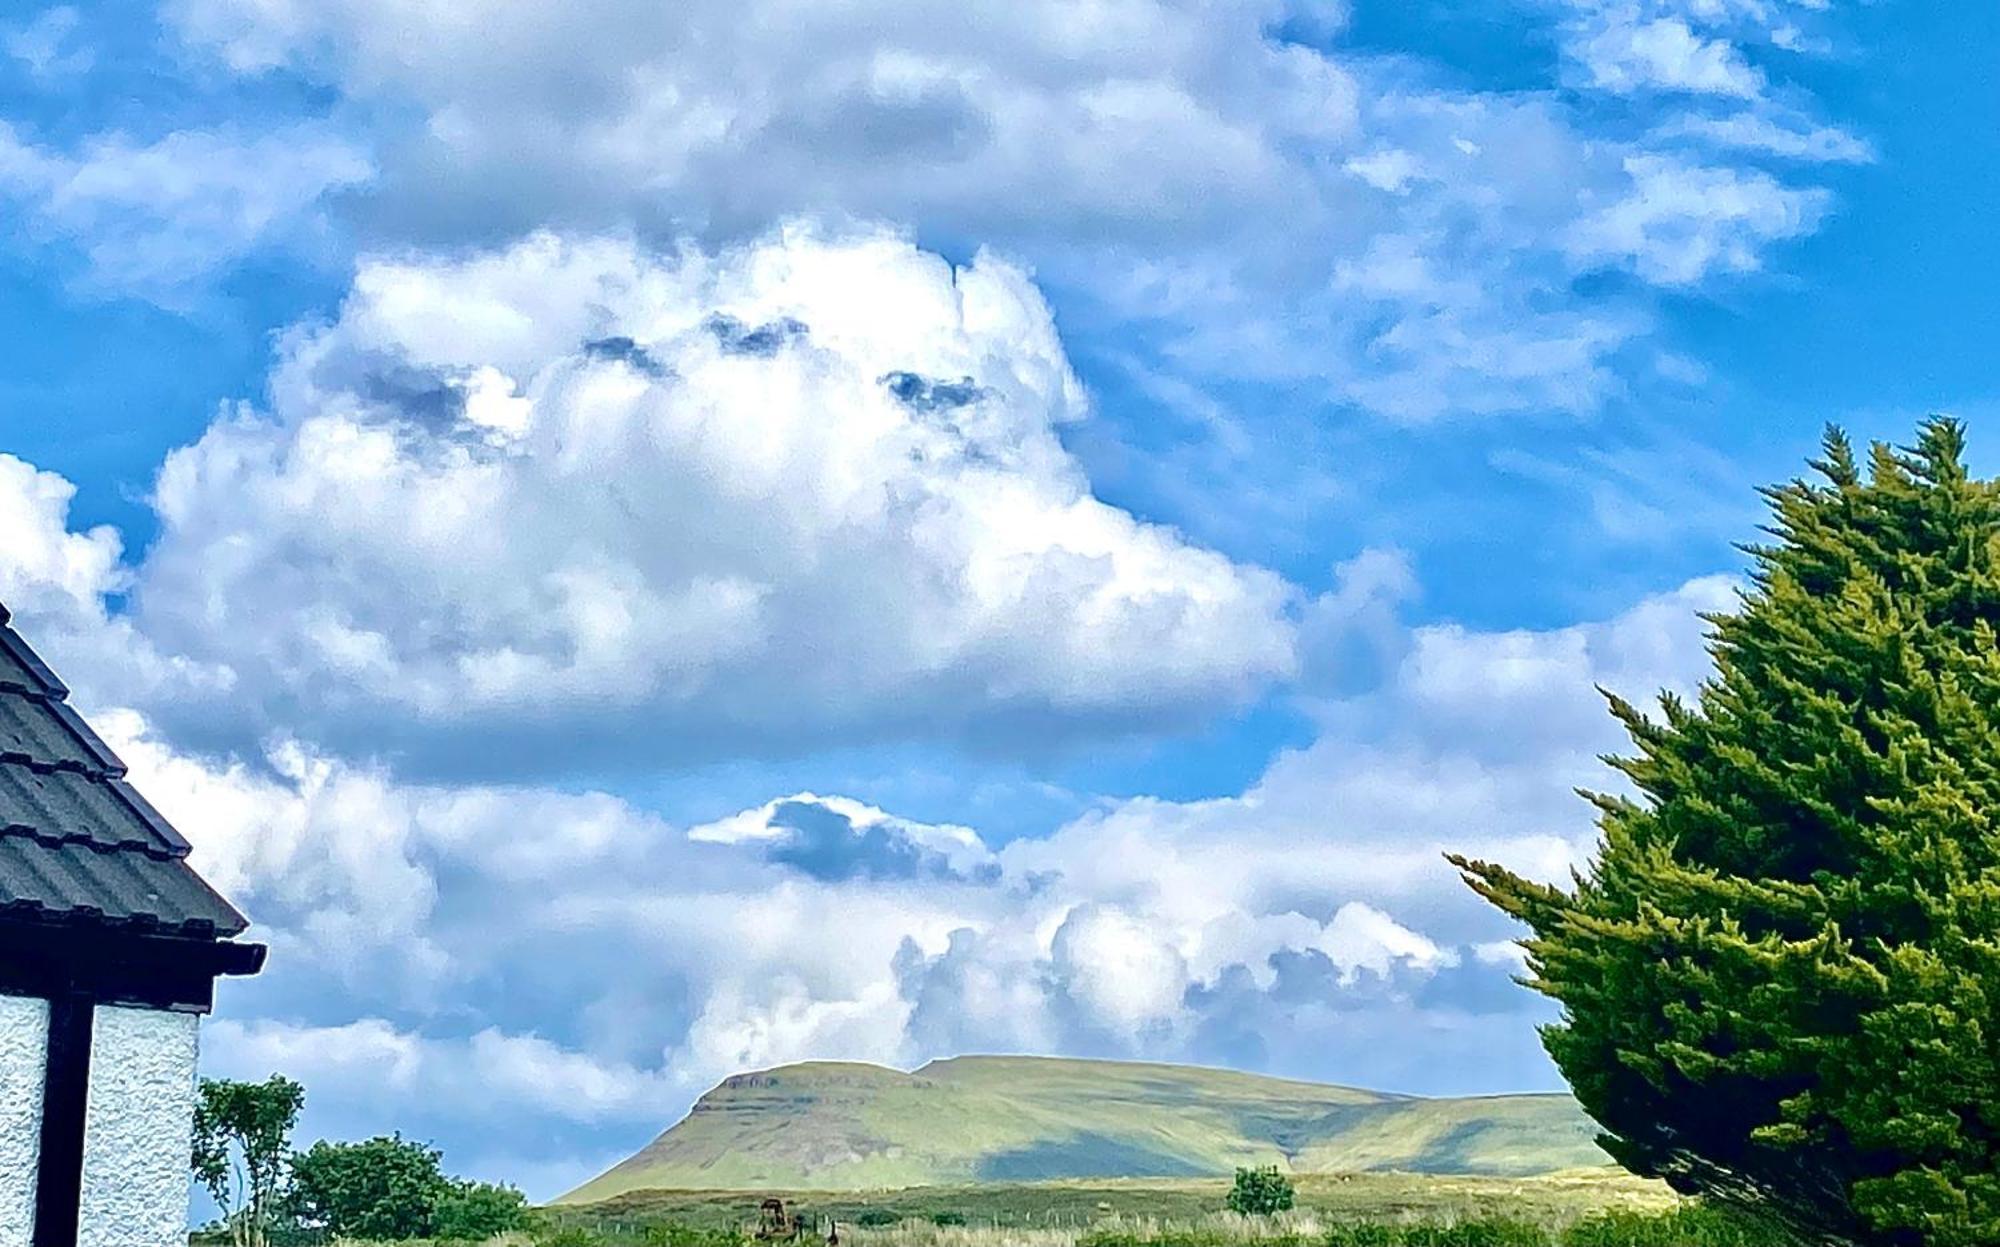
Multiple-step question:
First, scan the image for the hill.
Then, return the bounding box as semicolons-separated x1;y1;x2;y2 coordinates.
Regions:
563;1055;1608;1204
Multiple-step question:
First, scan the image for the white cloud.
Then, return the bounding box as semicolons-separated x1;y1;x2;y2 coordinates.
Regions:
0;454;224;711
1050;905;1191;1034
0;453;124;622
126;227;1297;768
157;0;1857;419
204;1018;681;1126
1568;155;1827;286
0;121;370;298
1559;0;1834;94
1576;16;1765;97
97;714;450;994
0;443;1736;1145
1658;112;1872;164
1317;902;1447;980
0;471;1732;1192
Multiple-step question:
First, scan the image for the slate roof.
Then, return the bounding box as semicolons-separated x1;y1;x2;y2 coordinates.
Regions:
0;604;246;938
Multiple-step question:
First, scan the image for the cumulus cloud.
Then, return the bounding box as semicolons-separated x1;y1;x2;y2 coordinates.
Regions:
0;0;1831;1194
0;121;370;298
0;454;223;711
121;227;1296;770
870;575;1736;1095
115;557;1727;1146
157;0;1856;418
0;470;1731;1191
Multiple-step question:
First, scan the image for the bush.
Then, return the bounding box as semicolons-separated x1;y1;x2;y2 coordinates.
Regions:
534;1227;607;1247
929;1211;968;1227
1226;1167;1296;1216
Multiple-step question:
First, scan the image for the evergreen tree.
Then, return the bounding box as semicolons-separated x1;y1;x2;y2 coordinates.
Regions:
1452;420;2000;1247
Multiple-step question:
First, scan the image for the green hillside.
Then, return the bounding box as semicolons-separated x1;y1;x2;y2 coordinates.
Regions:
563;1056;1607;1204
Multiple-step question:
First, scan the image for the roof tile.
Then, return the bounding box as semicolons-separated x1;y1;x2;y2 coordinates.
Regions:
0;837;239;934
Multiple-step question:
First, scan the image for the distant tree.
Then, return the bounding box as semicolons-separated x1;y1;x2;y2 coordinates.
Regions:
286;1133;450;1239
433;1177;532;1239
1452;421;2000;1246
192;1075;305;1247
1226;1165;1295;1216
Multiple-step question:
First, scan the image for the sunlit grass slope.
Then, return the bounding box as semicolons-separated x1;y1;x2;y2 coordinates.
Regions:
563;1056;1606;1203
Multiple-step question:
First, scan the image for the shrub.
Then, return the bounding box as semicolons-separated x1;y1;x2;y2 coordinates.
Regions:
856;1210;901;1228
930;1211;968;1227
1226;1166;1296;1216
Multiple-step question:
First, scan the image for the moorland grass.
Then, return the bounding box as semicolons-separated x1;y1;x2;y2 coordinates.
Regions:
255;1172;1786;1247
523;1188;1794;1247
253;1205;1792;1247
573;1172;1675;1234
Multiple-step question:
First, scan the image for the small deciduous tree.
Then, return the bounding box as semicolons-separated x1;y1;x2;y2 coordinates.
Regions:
1453;421;2000;1246
433;1177;532;1240
191;1075;305;1247
1226;1165;1295;1216
286;1133;450;1240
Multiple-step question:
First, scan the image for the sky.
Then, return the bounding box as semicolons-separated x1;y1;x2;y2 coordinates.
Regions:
0;0;1993;1204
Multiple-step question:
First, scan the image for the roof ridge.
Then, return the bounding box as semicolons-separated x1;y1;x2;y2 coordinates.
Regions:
0;618;69;699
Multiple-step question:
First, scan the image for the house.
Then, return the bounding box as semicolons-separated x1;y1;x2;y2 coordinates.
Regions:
0;604;265;1247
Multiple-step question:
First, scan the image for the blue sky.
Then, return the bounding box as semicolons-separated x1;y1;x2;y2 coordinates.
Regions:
0;0;1990;1203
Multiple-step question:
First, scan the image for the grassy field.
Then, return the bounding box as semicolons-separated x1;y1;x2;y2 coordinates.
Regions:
552;1171;1682;1240
566;1058;1607;1203
236;1171;1787;1246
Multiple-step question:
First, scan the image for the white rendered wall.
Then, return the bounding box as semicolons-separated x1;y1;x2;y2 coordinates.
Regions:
0;993;49;1247
77;1005;200;1247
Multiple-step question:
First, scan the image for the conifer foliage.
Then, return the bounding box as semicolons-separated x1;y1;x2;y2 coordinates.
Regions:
1452;420;2000;1247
